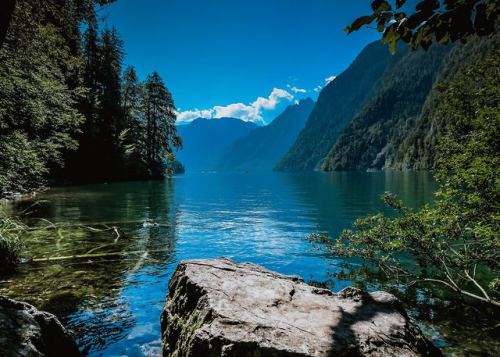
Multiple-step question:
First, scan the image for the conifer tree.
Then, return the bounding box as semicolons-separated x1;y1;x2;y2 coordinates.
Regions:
122;66;147;177
143;72;182;177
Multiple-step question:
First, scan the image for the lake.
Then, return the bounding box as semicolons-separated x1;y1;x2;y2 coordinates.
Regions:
2;172;497;356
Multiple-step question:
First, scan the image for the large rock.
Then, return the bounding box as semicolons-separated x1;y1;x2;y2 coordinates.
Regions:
161;258;441;357
0;296;81;357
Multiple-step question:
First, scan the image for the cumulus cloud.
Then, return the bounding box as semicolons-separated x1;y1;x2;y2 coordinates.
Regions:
287;84;307;94
176;88;294;124
325;75;337;84
176;108;214;123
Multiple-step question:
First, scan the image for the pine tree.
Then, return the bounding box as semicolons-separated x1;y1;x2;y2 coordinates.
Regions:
143;72;182;177
97;27;125;178
121;66;147;177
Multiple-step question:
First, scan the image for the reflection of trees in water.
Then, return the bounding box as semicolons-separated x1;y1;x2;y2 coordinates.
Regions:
1;179;179;353
284;171;436;237
285;172;498;355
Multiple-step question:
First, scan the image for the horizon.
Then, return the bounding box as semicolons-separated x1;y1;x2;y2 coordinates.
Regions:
102;0;380;125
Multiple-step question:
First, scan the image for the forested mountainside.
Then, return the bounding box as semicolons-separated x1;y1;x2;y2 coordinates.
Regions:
176;118;257;172
217;98;314;172
322;33;499;171
0;0;181;193
274;42;393;171
321;44;452;171
392;34;500;170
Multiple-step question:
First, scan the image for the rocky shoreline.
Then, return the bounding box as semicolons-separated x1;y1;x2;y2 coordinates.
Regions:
161;258;441;356
0;258;441;356
0;296;81;356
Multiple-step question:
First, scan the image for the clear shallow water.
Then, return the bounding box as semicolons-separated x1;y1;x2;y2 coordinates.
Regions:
3;171;488;356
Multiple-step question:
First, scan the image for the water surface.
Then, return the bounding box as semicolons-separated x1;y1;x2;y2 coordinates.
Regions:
2;172;493;356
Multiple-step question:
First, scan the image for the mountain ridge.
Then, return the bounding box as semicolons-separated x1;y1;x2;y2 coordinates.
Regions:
176;117;258;172
217;98;315;172
274;41;395;172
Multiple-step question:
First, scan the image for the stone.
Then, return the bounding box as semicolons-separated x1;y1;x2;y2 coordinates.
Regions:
161;258;441;357
0;296;81;357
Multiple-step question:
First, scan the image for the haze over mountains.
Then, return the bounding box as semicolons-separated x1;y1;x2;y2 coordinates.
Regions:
217;98;315;172
176;34;498;174
176;118;257;172
176;98;314;173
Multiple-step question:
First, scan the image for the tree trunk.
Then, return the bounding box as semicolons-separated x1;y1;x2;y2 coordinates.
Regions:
0;0;16;48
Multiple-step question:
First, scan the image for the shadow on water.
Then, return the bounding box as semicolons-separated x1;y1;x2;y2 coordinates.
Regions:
1;179;179;355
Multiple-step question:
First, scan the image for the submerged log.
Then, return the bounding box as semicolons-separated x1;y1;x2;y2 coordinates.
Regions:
161;258;441;357
0;296;81;356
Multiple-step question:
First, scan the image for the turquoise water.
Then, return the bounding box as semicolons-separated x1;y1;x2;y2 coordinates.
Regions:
3;172;441;355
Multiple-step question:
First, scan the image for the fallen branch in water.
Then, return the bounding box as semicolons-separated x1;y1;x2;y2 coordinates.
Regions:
30;248;171;263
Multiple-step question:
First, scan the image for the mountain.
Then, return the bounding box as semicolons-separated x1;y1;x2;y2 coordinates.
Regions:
391;34;500;170
321;34;498;171
175;118;258;172
274;41;394;171
320;44;452;171
217;98;315;172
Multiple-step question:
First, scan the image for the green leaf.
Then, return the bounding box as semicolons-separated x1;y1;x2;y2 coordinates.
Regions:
348;15;376;33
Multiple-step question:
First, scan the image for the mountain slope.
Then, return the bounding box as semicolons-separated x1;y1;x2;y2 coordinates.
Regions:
217;98;315;172
322;33;499;171
274;41;394;171
176;118;258;172
321;44;452;171
392;34;500;170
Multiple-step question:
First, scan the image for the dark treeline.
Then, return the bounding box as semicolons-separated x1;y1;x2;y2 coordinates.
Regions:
0;0;182;194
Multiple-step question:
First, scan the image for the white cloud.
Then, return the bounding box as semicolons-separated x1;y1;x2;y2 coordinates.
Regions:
313;85;322;93
325;75;337;84
176;88;294;124
287;84;307;94
176;108;214;123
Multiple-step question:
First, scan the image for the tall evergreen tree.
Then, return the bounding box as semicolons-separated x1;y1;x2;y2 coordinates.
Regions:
121;66;147;177
97;27;125;177
143;72;182;177
68;25;125;182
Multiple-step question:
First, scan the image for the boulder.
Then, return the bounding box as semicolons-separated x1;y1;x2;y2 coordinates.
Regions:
161;258;441;357
0;296;81;357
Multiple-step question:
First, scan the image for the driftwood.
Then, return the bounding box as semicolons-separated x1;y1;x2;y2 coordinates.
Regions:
31;248;170;263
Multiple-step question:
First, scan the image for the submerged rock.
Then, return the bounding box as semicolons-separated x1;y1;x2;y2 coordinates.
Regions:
161;258;441;357
0;296;81;357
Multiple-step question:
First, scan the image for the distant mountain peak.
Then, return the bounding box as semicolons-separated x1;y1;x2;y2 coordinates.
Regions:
216;97;315;172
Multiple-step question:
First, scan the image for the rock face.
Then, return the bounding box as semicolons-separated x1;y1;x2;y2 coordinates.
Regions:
0;296;81;357
161;258;441;357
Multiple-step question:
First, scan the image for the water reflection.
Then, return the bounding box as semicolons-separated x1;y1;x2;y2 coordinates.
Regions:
4;172;494;356
2;180;178;355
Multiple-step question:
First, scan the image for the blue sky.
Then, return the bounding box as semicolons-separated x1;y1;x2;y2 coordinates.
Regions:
102;0;381;124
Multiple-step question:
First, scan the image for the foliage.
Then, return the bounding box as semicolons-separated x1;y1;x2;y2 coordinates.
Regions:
0;0;85;193
0;0;183;192
322;33;497;171
142;72;182;178
393;33;499;169
311;52;500;307
0;207;24;274
346;0;500;53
